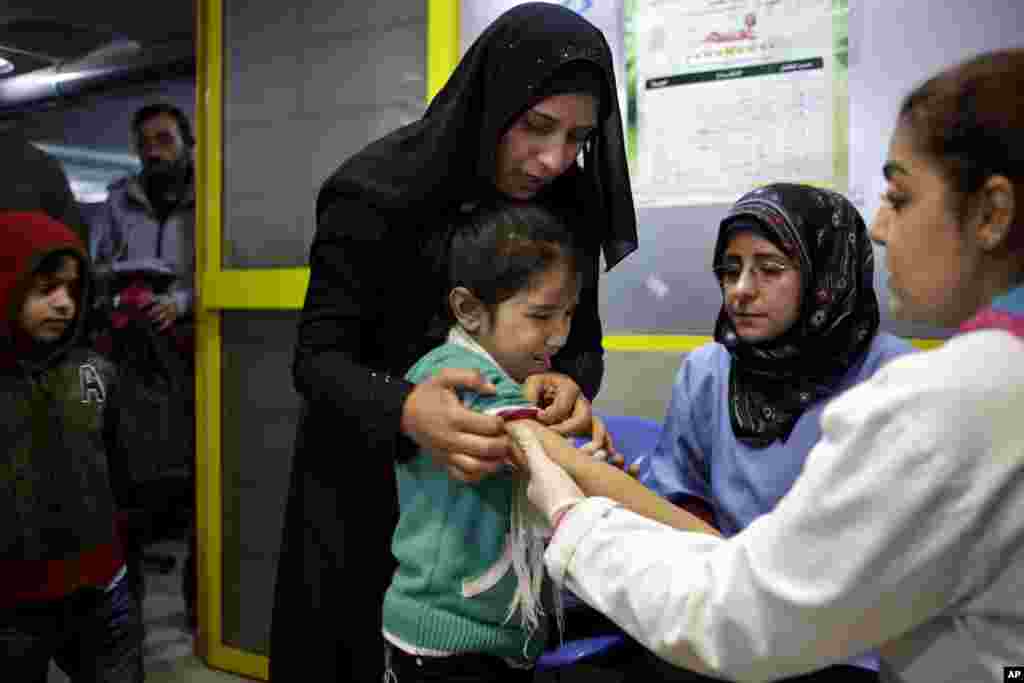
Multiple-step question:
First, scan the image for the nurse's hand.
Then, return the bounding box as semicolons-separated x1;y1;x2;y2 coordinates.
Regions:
522;372;591;436
506;420;584;527
400;368;511;483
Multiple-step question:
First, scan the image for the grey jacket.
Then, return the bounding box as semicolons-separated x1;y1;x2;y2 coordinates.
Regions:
90;175;195;316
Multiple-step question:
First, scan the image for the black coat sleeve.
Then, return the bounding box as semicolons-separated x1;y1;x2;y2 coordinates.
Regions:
292;199;417;465
553;246;605;401
39;149;89;246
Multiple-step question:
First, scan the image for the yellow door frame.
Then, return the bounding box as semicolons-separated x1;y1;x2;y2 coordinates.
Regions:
193;1;464;679
194;0;941;678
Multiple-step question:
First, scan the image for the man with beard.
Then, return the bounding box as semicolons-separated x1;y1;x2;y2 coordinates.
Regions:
90;102;197;628
92;103;196;331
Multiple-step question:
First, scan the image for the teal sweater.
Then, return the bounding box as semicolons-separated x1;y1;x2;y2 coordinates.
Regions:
382;341;546;661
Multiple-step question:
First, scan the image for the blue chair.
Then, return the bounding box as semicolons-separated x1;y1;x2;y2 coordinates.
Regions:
599;413;662;476
536;634;627;674
535;414;662;676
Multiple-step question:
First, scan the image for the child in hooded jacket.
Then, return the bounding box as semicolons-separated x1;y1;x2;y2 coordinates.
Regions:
0;211;143;682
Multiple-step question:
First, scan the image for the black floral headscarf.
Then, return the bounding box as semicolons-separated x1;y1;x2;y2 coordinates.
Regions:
712;183;880;446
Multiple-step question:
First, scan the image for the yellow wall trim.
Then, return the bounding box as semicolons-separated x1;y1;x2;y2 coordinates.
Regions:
906;338;945;350
195;0;225;666
604;335;945;353
197;266;948;352
206;644;268;680
202;269;310;310
603;335;706;353
427;0;459;102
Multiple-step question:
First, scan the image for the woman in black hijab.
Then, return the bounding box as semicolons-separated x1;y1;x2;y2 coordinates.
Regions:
269;4;636;682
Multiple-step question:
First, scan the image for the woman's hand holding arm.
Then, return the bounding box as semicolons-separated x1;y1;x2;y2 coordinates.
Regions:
400;367;512;483
298;201;512;482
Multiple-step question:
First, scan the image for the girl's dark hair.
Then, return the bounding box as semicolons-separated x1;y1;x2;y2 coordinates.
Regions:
899;48;1024;248
441;200;580;325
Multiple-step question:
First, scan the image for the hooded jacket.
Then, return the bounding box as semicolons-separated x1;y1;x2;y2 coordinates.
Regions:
0;211;123;607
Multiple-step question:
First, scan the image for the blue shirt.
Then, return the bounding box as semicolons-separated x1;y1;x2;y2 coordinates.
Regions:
643;332;912;535
642;332;913;671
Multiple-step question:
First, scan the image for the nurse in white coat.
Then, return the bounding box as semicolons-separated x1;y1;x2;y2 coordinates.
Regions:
506;48;1024;683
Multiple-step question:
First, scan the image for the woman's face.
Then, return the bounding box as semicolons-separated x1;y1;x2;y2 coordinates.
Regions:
494;93;598;200
869;123;981;327
718;231;802;343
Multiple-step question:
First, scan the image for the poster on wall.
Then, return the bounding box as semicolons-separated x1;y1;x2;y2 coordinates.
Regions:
459;0;628;145
632;0;849;207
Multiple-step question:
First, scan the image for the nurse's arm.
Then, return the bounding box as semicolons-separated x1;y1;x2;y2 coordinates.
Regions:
545;366;985;681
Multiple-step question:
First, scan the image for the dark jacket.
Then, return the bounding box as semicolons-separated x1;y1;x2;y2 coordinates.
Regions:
0;130;88;244
0;211;123;608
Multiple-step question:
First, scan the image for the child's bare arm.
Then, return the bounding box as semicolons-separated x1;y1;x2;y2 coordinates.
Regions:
508;420;721;537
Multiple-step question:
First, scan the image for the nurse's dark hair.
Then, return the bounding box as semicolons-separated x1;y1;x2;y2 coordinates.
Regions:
898;48;1024;249
441;200;580;323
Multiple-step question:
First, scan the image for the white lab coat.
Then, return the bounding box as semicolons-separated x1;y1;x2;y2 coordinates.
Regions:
546;329;1024;682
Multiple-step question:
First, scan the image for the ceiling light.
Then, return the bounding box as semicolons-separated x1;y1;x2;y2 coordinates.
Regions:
0;58;14;75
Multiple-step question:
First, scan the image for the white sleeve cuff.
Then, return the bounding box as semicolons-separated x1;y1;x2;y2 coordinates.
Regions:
544;496;619;588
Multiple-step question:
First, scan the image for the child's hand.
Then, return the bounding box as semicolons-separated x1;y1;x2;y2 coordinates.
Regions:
578;416;641;479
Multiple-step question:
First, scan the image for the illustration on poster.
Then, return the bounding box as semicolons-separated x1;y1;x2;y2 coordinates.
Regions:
706;12;757;43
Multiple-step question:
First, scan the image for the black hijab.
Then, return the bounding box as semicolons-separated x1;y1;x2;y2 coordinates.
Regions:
712;183;880;447
316;2;637;271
